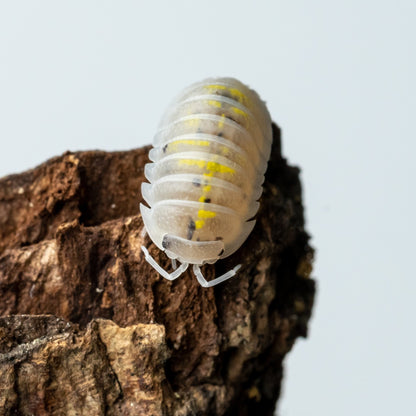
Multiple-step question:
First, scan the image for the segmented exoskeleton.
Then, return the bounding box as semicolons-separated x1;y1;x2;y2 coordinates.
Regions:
140;77;272;287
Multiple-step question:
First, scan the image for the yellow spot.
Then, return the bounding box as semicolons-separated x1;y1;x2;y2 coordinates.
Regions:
195;220;205;229
202;185;211;193
218;113;226;129
179;159;206;169
206;161;235;174
205;84;248;105
232;107;247;118
198;210;216;219
208;100;221;108
185;118;200;127
220;146;230;156
205;84;226;91
229;87;247;104
170;139;210;149
198;196;206;202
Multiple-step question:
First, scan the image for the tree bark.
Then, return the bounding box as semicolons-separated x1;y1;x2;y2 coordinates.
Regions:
0;124;315;416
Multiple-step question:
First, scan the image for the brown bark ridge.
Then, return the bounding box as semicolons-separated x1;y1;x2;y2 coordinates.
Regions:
0;124;315;416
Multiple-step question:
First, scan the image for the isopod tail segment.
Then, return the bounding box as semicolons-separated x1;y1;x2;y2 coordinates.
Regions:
140;244;242;287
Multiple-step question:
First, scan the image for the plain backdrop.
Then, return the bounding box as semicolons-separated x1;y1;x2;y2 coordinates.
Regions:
1;1;415;415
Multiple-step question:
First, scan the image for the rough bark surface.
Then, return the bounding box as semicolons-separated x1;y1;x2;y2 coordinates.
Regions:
0;124;315;416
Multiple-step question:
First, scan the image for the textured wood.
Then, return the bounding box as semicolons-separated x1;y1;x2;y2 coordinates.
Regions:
0;124;315;416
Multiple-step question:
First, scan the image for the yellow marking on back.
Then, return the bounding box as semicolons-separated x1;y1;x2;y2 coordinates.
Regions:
205;84;226;91
195;220;205;229
178;160;234;175
203;185;212;193
198;209;216;219
204;84;248;105
179;159;206;169
170;139;210;150
218;113;226;129
208;99;222;108
232;107;247;118
206;161;235;174
220;145;230;157
185;118;200;127
228;87;247;104
178;155;233;236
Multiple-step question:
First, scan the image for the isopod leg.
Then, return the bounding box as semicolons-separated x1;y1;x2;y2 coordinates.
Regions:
192;264;242;287
141;246;188;281
171;258;177;270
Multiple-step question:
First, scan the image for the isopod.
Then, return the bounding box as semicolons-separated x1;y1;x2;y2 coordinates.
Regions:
140;77;272;287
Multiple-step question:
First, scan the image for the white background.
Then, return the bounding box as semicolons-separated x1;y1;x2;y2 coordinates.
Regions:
1;1;415;414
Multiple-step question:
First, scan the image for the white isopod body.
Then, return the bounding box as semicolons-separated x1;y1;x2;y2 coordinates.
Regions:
140;77;273;287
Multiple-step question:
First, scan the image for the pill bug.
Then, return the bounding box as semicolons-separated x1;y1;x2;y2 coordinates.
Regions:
140;77;272;287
